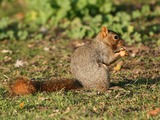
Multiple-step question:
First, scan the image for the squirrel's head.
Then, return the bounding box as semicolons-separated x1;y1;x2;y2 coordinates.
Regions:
98;26;125;51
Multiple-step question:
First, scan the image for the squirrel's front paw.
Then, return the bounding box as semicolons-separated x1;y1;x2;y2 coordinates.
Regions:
119;48;128;57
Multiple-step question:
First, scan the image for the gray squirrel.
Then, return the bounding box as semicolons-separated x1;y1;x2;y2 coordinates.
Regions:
10;26;128;95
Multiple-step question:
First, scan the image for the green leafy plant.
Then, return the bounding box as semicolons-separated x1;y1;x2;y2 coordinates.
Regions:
0;0;159;46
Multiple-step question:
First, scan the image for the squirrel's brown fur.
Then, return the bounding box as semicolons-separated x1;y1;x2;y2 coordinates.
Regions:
10;77;83;95
9;26;128;95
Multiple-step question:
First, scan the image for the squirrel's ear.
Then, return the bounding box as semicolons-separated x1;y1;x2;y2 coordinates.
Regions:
101;26;108;38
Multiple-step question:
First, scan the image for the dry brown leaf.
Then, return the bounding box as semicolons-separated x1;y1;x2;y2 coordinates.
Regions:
109;86;125;90
113;61;124;72
19;102;24;109
64;107;71;113
27;44;35;48
44;47;50;51
4;56;12;62
71;40;85;48
148;107;160;116
14;60;25;67
1;49;12;54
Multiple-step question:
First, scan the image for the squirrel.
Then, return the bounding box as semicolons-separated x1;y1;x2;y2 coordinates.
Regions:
9;26;128;95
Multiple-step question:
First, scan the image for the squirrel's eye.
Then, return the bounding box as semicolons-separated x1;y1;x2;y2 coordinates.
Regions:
114;35;119;40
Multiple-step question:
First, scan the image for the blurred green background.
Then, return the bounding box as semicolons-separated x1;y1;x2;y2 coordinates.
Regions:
0;0;160;46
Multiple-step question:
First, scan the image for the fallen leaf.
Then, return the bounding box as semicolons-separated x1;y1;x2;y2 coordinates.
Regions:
64;107;71;113
71;40;85;48
4;56;12;62
113;61;124;72
19;102;24;109
28;44;35;48
1;49;12;54
109;86;125;90
148;107;160;116
44;47;50;51
14;60;24;67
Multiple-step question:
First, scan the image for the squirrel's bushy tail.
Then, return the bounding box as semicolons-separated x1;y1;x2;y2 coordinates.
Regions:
9;77;83;95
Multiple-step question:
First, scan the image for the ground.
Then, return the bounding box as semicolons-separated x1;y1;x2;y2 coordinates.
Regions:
0;38;159;119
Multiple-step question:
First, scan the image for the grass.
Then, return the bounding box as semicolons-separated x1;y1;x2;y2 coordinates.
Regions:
0;38;159;120
0;0;160;119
